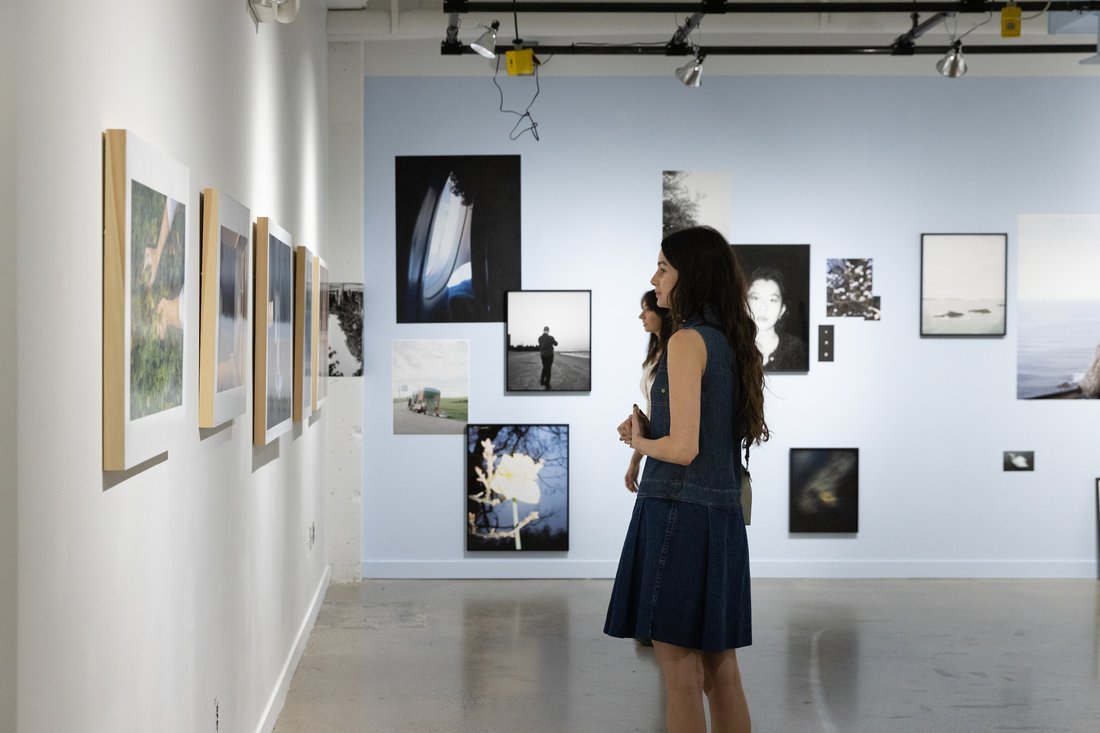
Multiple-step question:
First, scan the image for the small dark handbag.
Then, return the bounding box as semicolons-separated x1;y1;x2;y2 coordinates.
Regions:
742;444;753;526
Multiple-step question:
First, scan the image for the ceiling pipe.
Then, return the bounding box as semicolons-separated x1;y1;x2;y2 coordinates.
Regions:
442;1;1100;13
442;42;1099;55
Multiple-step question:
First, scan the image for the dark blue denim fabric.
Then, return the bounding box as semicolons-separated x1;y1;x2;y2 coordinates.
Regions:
605;315;752;651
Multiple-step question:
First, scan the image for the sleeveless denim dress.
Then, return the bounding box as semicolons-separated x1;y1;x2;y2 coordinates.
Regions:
604;316;752;651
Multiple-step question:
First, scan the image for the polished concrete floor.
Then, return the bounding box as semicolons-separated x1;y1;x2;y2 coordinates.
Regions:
275;579;1100;732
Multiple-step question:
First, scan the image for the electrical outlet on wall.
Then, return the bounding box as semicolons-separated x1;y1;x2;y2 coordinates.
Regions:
308;521;316;551
214;697;220;731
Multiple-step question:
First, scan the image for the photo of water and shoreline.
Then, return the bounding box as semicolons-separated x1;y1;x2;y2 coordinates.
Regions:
920;234;1006;336
1017;215;1100;400
1017;299;1100;399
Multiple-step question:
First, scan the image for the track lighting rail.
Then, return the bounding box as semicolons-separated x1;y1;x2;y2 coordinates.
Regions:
443;1;1100;13
442;42;1098;55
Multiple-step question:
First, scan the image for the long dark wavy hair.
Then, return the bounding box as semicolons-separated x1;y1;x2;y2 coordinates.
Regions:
661;226;770;447
641;289;672;371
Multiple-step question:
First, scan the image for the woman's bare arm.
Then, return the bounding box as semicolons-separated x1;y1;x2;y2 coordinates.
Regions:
629;328;706;466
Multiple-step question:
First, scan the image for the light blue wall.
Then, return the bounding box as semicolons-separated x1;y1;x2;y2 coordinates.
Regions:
362;74;1100;577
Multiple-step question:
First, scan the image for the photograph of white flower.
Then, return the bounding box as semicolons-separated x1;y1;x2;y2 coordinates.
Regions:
1003;451;1035;472
466;424;569;551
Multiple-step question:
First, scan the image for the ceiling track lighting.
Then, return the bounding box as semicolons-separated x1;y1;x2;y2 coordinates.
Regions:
937;39;969;75
440;1;1100;61
248;0;299;24
470;20;501;58
675;52;707;86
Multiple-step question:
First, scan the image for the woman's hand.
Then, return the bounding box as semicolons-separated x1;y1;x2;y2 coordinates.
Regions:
624;452;642;492
617;405;649;447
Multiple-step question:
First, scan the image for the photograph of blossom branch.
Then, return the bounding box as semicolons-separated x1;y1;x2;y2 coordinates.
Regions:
466;424;569;552
826;258;878;319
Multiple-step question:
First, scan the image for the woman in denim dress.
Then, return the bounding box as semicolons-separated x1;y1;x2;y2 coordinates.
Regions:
605;226;769;732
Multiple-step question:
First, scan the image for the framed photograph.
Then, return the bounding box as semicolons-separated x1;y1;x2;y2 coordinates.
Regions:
1094;479;1099;580
789;448;859;534
466;424;569;551
1003;451;1035;471
328;283;363;377
731;244;810;373
662;170;731;240
506;290;591;392
293;245;314;422
198;189;250;429
826;258;877;318
920;233;1007;337
1018;215;1100;399
253;217;294;445
313;256;329;409
102;129;189;470
392;340;469;435
395;155;521;323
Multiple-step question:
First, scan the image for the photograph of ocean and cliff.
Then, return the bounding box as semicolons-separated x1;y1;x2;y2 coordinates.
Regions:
1017;215;1100;400
921;234;1006;336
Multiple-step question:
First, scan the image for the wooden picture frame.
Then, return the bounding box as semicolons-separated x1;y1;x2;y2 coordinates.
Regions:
198;189;251;428
293;245;314;422
313;256;329;411
253;217;294;445
920;233;1007;337
103;129;189;470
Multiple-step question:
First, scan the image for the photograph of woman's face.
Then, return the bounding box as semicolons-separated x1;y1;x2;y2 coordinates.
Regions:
748;278;786;334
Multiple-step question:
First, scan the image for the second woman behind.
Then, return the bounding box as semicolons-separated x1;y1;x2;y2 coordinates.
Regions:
624;289;672;492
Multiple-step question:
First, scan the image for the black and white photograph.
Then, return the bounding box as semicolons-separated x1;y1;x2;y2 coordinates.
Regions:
730;244;810;373
395;155;521;323
662;170;731;240
328;282;363;377
1018;215;1100;399
392;339;469;435
466;424;570;552
254;219;294;445
1003;451;1035;472
921;233;1007;337
789;448;859;534
826;258;876;318
506;290;591;392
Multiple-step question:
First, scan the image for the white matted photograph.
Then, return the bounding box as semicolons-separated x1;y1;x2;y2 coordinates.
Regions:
921;233;1007;337
662;170;731;240
392;339;469;435
506;290;591;392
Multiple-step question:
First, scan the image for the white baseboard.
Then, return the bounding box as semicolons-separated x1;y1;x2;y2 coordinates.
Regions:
255;565;332;733
362;559;1098;580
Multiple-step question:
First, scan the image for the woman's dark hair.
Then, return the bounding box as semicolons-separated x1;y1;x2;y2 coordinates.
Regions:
640;290;672;371
661;226;770;447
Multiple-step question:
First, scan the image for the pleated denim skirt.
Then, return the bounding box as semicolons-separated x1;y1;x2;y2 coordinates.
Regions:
604;495;752;651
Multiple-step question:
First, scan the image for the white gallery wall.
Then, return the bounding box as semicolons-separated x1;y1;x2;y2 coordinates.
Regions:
1;1;18;730
358;67;1100;579
15;2;330;732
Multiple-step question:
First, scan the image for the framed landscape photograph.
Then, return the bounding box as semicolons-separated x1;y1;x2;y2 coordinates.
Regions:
1017;215;1100;399
293;245;314;422
392;339;469;435
789;448;859;534
253;217;294;445
731;244;810;373
198;188;250;429
466;424;570;551
921;233;1007;337
395;155;521;323
102;129;189;470
506;290;591;392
